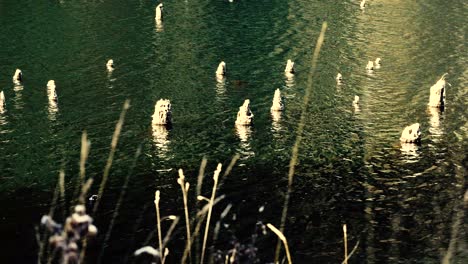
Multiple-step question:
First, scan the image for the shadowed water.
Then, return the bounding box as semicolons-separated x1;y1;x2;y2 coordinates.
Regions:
0;0;466;263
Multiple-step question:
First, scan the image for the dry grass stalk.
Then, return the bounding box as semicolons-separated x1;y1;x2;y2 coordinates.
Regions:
178;169;192;262
343;224;348;264
38;171;63;263
162;215;179;246
195;158;208;264
229;247;237;263
442;189;467;264
97;145;142;264
154;190;164;264
74;131;91;202
78;178;94;204
78;178;94;263
210;204;233;264
341;240;360;264
152;215;179;264
267;223;292;264
58;170;66;220
275;22;328;262
59;170;65;202
181;195;225;264
222;154;240;178
196;158;208;198
93;99;130;214
200;163;223;264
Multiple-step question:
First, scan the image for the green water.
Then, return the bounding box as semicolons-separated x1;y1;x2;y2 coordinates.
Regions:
0;0;466;263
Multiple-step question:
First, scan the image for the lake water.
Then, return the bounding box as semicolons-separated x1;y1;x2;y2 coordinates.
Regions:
0;0;466;263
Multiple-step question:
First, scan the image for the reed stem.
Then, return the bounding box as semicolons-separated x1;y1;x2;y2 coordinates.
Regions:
181;195;225;264
267;223;292;264
74;131;90;203
178;169;192;263
275;22;328;262
343;224;348;264
155;190;164;264
93;100;130;214
200;163;222;264
97;145;142;263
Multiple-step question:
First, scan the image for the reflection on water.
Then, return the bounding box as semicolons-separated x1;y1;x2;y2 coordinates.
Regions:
0;96;5;114
284;76;295;90
271;110;282;135
155;20;164;32
428;107;444;140
47;100;59;121
107;70;116;82
271;110;281;124
107;73;116;88
235;124;251;142
0;114;7;127
151;124;170;158
13;87;24;110
13;84;23;92
400;143;420;163
215;76;226;97
353;102;361;113
235;124;254;162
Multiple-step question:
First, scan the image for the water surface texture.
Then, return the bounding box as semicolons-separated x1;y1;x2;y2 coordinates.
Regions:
0;0;466;263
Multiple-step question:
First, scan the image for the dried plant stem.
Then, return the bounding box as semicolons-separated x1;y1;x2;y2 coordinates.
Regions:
155;190;164;264
97;145;142;264
275;22;328;263
123;203;149;264
58;170;66;218
267;223;292;264
196;158;208;198
78;178;94;204
210;204;233;264
162;215;180;246
442;189;467;264
79;131;90;184
161;216;180;264
178;169;192;263
341;240;360;264
229;247;237;263
343;224;348;264
200;163;222;264
195;158;208;264
93;99;130;214
38;172;62;263
78;178;94;264
222;154;240;178
181;195;225;264
74;131;90;203
46;171;65;263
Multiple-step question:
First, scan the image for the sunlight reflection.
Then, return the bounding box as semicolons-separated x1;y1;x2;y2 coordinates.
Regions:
271;110;282;134
13;87;24;110
235;125;255;161
13;84;23;92
284;76;295;90
428;107;444;141
353;103;361;113
0;114;7;127
155;20;164;32
400;143;420;163
47;100;59;121
215;76;226;96
152;124;170;158
107;72;116;88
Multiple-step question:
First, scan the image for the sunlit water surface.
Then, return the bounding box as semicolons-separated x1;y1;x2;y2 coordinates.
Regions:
0;0;466;263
